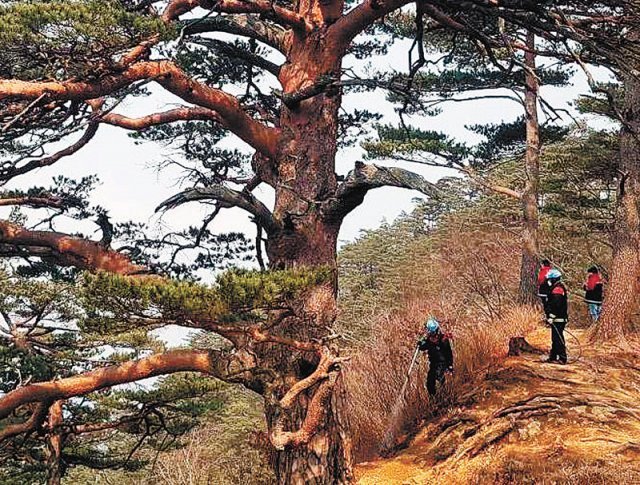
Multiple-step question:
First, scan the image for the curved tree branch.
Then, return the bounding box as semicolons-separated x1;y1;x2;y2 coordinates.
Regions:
191;38;281;77
96;106;221;130
0;121;100;183
328;0;412;50
156;185;280;234
322;161;442;221
0;349;253;422
0;401;51;442
0;196;67;209
182;15;287;52
269;349;348;450
0;219;147;275
166;0;308;31
0;61;280;158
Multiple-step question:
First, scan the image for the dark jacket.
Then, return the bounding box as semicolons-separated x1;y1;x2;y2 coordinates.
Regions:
418;332;453;367
584;273;603;304
546;282;568;321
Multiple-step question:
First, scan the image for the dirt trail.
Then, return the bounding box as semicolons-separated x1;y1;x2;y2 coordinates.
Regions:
356;328;640;484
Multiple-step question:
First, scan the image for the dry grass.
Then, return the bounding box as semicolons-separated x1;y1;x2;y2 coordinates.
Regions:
66;386;274;485
355;327;640;484
153;387;273;485
342;300;540;461
339;214;545;461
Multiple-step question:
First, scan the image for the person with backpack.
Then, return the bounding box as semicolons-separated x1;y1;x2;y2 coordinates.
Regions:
537;259;553;310
583;266;604;322
544;269;568;364
417;317;454;396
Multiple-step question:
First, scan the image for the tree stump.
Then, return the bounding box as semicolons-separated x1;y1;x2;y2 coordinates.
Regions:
508;337;545;356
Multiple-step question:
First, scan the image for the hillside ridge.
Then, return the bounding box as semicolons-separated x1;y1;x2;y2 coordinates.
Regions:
356;328;640;484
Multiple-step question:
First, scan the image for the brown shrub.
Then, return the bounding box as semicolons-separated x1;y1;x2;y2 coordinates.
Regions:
342;302;540;461
339;217;544;461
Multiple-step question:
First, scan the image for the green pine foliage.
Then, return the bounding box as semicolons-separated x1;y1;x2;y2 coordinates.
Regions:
0;0;171;80
0;265;329;482
80;267;331;333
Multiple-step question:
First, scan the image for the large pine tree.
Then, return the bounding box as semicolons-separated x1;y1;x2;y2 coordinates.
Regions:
0;1;638;483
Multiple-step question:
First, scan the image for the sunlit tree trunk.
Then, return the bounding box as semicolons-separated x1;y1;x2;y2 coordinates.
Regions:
261;27;353;485
594;70;640;341
519;31;541;304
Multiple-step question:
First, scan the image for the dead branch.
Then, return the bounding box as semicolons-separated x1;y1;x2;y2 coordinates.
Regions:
269;349;349;450
323;161;442;221
156;185;280;234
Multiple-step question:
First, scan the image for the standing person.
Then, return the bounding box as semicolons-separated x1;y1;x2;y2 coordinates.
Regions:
537;259;553;310
417;317;454;396
583;266;604;322
544;269;568;364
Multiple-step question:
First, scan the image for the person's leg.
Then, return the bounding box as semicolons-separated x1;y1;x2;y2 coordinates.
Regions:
549;325;559;361
589;304;599;322
595;304;602;321
426;366;437;396
435;364;447;388
556;322;567;363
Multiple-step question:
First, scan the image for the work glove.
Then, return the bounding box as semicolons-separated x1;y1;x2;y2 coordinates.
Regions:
546;314;556;326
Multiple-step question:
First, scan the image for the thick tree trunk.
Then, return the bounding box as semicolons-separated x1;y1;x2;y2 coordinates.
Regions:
260;31;353;484
593;71;640;340
518;32;541;305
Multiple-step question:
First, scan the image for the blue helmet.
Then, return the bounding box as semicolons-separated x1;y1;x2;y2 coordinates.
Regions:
546;268;562;280
425;316;440;334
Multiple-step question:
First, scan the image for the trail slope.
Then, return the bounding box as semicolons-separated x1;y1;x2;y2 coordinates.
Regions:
356;328;640;484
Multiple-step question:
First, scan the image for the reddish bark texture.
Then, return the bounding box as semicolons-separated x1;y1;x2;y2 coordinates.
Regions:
0;351;234;420
594;69;640;341
46;401;64;485
518;31;541;305
0;0;420;482
0;220;146;275
262;17;353;483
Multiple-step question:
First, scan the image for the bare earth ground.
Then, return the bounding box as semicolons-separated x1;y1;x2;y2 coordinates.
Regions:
356;328;640;484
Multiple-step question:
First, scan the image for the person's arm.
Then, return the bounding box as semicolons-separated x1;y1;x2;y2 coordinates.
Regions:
417;336;428;351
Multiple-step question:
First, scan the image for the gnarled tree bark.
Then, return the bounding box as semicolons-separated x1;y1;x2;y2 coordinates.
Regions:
518;31;542;304
594;68;640;341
